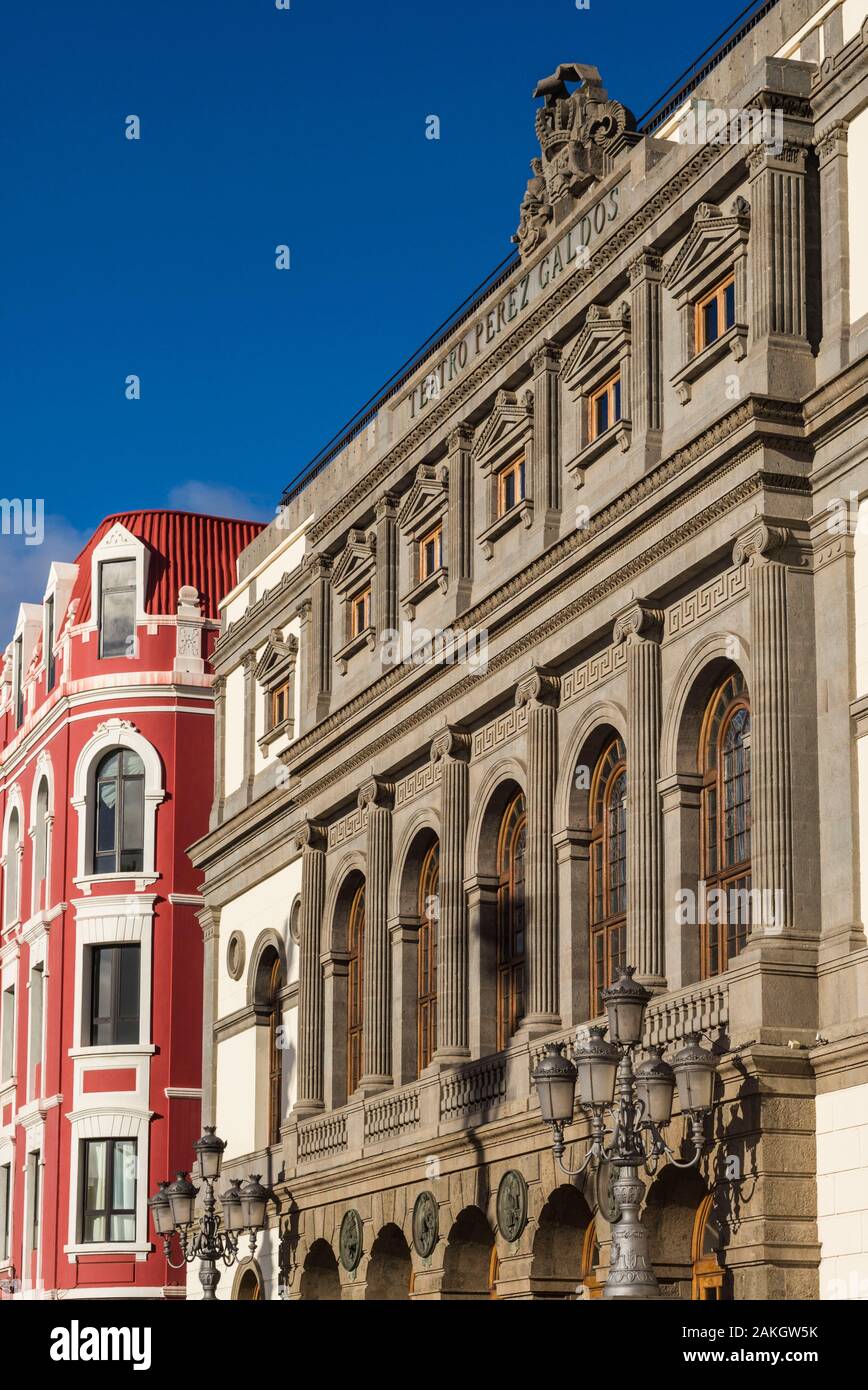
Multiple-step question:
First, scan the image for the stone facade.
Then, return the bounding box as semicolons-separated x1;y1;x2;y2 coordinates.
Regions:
190;0;868;1300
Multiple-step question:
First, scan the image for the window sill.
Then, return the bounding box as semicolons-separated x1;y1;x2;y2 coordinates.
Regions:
65;1241;151;1261
257;716;295;755
401;567;448;619
671;323;748;404
73;873;159;896
68;1044;155;1059
569;418;633;476
335;626;376;675
479;499;534;559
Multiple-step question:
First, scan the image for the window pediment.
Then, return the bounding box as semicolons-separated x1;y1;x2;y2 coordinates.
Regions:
254;630;298;691
664;199;751;304
397;464;448;537
472;389;534;476
561;302;631;395
331;529;377;596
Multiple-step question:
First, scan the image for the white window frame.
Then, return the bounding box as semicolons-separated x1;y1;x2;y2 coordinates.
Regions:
86;523;150;656
71;894;155;1052
29;753;54;916
2;787;25;929
64;1111;151;1259
71;720;164;892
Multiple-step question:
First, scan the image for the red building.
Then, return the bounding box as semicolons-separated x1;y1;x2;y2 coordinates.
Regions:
0;510;262;1301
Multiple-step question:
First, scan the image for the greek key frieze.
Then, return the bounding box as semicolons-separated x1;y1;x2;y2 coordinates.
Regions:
665;566;748;639
472;704;528;758
561;642;627;707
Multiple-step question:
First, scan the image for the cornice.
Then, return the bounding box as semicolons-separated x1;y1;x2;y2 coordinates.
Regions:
284;397;808;772
304;137;738;550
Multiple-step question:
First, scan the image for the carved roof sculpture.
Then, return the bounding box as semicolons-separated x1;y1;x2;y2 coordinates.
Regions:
514;63;638;259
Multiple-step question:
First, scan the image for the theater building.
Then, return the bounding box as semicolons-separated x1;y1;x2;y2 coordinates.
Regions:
191;0;868;1300
0;509;261;1300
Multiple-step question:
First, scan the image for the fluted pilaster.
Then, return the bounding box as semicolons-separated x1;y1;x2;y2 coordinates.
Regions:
294;818;327;1115
614;600;664;985
516;667;560;1027
210;676;226;828
375;492;399;641
447;426;474;606
816;121;850;376
733;522;794;933
302;555;332;728
241;651;257;803
747;142;813;395
532;341;562;525
430;724;471;1062
359;776;394;1090
627;250;663;448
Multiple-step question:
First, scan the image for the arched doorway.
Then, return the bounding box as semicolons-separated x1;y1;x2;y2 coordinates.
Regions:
366;1223;413;1300
692;1193;725;1299
299;1239;342;1301
233;1264;263;1300
644;1167;718;1299
530;1183;593;1298
442;1206;496;1300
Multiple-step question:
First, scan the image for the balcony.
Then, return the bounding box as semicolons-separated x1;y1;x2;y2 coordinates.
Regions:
291;976;729;1176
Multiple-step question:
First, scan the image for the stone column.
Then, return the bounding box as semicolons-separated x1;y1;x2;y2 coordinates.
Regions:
733;522;794;935
532;341;561;543
242;651;257;804
747;142;813;396
293;819;327;1116
515;667;561;1030
197;906;221;1126
375;492;399;652
209;676;226;829
627;249;663;469
816;121;850;378
447;426;474;611
301;556;332;729
359;777;393;1092
430;724;471;1064
614;600;665;987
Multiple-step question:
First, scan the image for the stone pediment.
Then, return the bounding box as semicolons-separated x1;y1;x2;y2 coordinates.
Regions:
562;302;631;390
472;389;534;471
100;521;140;549
513;63;638;259
397;464;449;534
331;528;377;594
664;198;751;298
254;629;298;688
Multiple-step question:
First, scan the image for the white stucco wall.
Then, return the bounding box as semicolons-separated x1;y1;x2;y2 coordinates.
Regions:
223;665;245;796
217;861;301;1021
817;1083;868;1298
216;1029;258;1164
849;107;868;326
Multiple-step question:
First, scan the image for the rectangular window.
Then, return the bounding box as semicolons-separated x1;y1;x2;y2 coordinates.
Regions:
589;373;622;442
496;456;525;517
29;1152;40;1251
29;963;44;1096
419;524;443;581
271;681;290;729
89;945;140;1046
45;594;55;692
13;635;24;729
99;559;137;659
81;1139;137;1243
1;986;15;1080
695;275;736;352
350;587;371;638
0;1163;10;1263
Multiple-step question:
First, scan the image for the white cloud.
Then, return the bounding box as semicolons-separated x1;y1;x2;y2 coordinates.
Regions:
0;512;91;649
166;481;273;524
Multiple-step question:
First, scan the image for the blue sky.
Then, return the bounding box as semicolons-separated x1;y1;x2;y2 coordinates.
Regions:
1;0;743;637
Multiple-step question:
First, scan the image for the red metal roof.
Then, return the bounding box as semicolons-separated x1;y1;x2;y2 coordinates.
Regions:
70;510;264;622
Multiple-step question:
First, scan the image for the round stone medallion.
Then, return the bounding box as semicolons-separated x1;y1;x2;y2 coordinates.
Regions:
339;1208;364;1271
496;1169;528;1243
226;931;245;981
412;1190;439;1258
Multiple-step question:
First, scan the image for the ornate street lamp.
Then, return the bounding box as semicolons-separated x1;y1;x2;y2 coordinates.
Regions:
531;966;717;1301
148;1126;269;1301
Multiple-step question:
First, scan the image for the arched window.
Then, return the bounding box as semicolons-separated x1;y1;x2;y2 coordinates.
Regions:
4;809;21;926
267;955;284;1146
234;1265;263;1300
34;780;49;910
93;749;145;874
589;737;627;1015
699;670;751;977
347;882;366;1096
691;1194;724;1299
417;842;439;1075
496;792;526;1050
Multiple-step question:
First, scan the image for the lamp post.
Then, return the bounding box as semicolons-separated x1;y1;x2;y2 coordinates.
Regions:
148;1127;270;1301
532;967;717;1300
